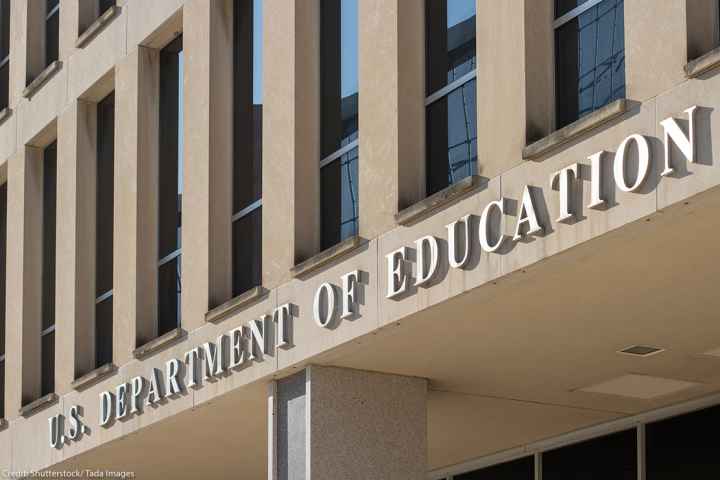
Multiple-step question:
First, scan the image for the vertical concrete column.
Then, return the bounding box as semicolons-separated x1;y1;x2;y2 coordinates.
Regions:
5;148;43;415
357;0;424;234
263;0;321;289
114;47;159;364
625;1;687;102
181;0;233;326
269;366;427;480
55;100;96;391
9;0;27;107
477;0;553;171
58;0;78;61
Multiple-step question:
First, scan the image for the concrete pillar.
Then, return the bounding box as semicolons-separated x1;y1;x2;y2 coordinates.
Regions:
58;0;78;61
54;100;96;391
263;0;321;289
477;1;548;175
181;0;233;325
625;1;688;102
9;0;27;107
269;366;427;480
5;147;43;415
358;0;424;231
114;47;159;363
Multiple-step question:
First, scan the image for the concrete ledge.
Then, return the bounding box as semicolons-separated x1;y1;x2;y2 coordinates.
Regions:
396;175;484;226
0;107;12;126
23;60;62;99
133;327;186;360
523;98;628;160
76;5;120;49
206;286;268;324
291;235;363;278
685;46;720;78
19;393;58;418
71;363;117;391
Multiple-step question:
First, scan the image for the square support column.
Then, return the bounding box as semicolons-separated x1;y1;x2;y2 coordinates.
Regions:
269;366;427;480
114;47;159;364
54;100;97;391
5;147;43;415
262;0;321;289
358;0;425;230
181;0;233;324
625;0;688;102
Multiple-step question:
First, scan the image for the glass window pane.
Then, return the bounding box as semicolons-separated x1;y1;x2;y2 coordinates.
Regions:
0;183;6;360
542;429;636;479
158;256;181;335
426;78;477;195
556;0;588;17
96;93;114;297
158;36;183;260
320;0;358;158
0;360;4;418
233;0;262;213
456;456;534;480
555;0;624;128
41;330;54;396
232;207;262;296
95;296;113;367
321;146;358;249
426;0;476;95
158;36;183;333
45;6;59;66
99;0;116;15
646;405;720;478
0;0;10;61
42;143;56;332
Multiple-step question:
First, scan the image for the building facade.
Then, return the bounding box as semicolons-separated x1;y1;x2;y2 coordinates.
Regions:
0;0;719;478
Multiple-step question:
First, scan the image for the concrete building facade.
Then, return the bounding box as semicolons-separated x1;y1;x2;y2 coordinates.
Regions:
0;0;719;478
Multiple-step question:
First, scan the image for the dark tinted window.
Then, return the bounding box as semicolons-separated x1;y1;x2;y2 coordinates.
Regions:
646;405;720;478
0;0;10;111
426;0;476;95
95;92;114;367
0;183;6;418
42;143;56;333
99;0;116;14
157;36;183;334
456;456;534;480
46;0;59;66
320;0;359;249
555;0;625;128
320;146;358;249
232;0;262;296
426;78;477;195
425;0;477;196
41;142;57;396
542;429;636;480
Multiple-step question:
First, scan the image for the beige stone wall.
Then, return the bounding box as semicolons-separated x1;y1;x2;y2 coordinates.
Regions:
0;0;718;477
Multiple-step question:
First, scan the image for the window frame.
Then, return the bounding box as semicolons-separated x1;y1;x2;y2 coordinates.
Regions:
156;35;184;334
429;393;720;480
553;0;626;129
319;0;360;250
94;91;114;368
40;141;57;397
45;0;60;67
231;0;263;297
